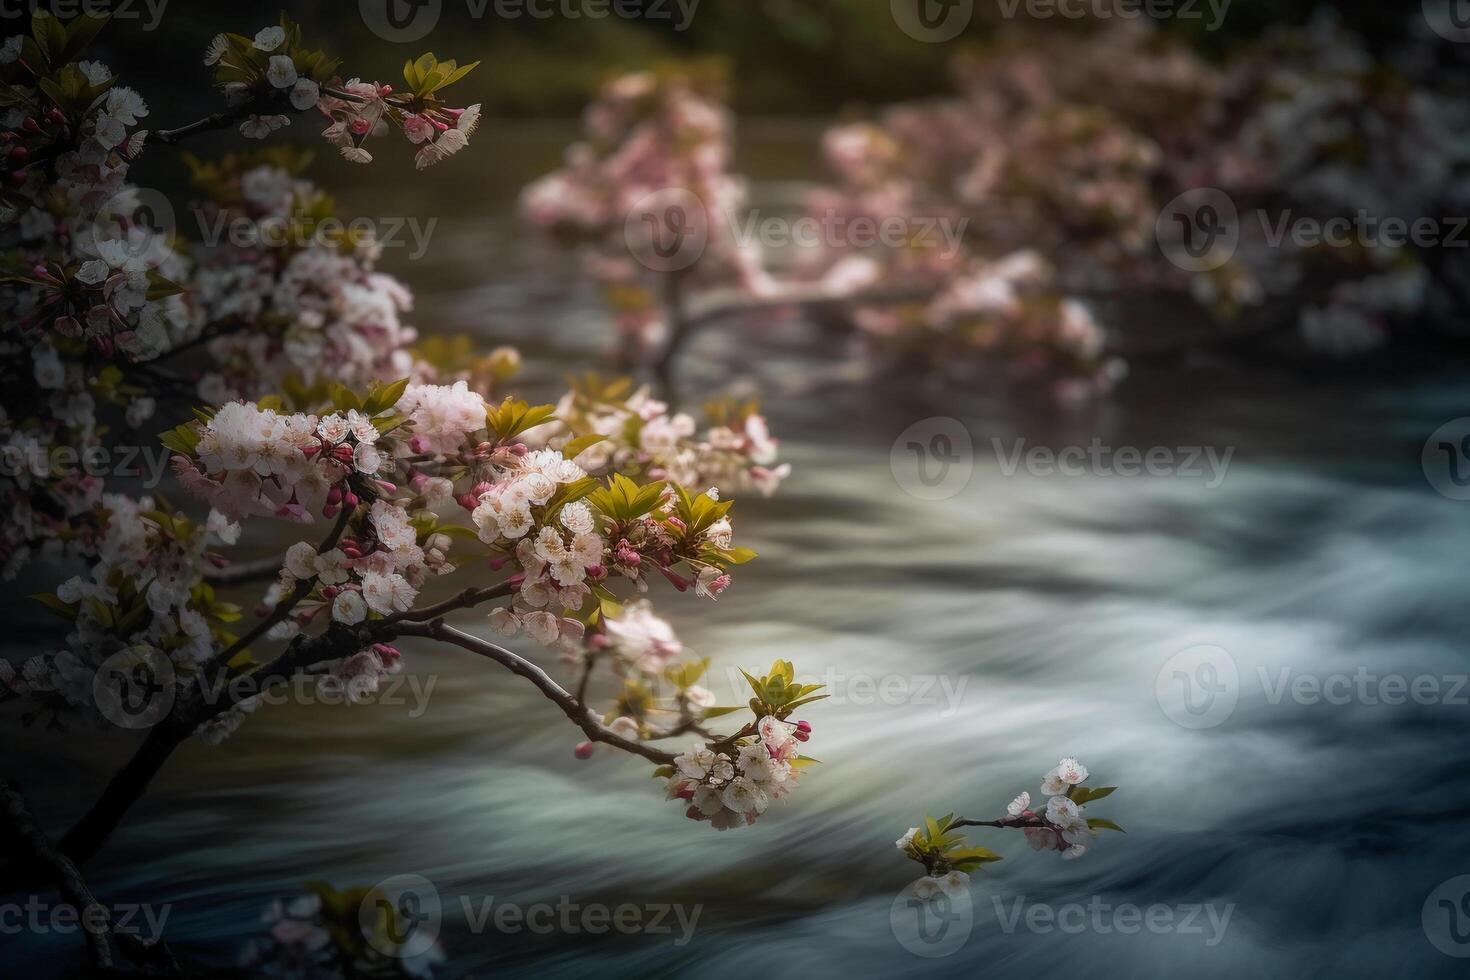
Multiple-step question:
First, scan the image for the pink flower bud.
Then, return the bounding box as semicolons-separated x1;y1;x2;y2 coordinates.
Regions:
676;787;695;800
343;491;359;508
326;487;343;506
573;741;595;760
795;720;812;733
457;493;479;511
410;435;429;454
510;443;528;456
472;481;494;497
350;118;372;136
488;556;508;571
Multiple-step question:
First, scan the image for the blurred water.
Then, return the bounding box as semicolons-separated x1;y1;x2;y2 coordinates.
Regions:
6;128;1470;978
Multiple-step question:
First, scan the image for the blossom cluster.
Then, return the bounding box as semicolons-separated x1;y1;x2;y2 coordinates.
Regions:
1;495;241;722
529;375;789;498
521;68;770;357
811;16;1464;361
897;758;1122;883
239;884;444;979
0;12;482;580
0;13;193;573
187;155;419;400
650;660;823;831
205;19;482;169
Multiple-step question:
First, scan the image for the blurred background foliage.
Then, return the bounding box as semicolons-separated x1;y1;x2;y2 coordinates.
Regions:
45;0;1423;120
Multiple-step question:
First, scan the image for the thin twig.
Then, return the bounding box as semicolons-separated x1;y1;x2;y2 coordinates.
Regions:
392;620;677;765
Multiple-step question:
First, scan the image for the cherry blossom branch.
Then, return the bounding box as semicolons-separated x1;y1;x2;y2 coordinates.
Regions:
391;619;678;766
0;779;181;975
148;92;290;146
380;582;514;624
208;503;353;671
202;555;285;585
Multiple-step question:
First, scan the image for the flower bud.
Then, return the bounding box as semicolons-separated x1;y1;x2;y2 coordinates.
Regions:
795;720;812;733
573;741;595;760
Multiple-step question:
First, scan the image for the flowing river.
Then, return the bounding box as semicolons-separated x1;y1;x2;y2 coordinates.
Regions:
6;125;1470;979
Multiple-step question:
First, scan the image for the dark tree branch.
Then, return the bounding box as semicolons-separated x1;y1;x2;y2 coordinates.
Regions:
392;619;678;765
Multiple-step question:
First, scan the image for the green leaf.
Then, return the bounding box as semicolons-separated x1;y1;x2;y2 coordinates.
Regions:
30;592;77;621
1086;818;1126;833
560;433;606;460
1072;786;1116;805
362;377;410;416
